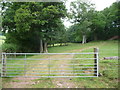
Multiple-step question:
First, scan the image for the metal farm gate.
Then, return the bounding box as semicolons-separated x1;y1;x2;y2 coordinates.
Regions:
1;48;99;78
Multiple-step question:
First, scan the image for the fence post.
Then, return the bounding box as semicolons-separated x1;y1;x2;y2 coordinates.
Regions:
2;53;6;77
94;48;99;77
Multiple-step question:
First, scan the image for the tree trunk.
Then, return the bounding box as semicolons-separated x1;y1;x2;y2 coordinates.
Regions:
82;35;86;44
94;34;97;41
60;43;62;46
53;44;54;47
84;35;86;43
40;39;43;53
65;42;67;46
43;42;48;53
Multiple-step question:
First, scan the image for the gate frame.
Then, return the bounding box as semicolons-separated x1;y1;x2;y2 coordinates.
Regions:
1;48;99;78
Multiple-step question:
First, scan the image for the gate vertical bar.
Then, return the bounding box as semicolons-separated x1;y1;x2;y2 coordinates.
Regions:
24;54;26;76
49;58;50;77
1;53;3;77
97;48;99;77
94;48;99;77
72;54;75;75
2;53;6;77
73;61;74;75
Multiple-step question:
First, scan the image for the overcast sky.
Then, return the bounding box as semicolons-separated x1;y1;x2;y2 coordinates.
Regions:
64;0;117;28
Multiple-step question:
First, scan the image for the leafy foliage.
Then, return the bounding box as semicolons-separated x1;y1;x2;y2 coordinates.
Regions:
70;0;94;43
2;2;67;52
2;43;18;53
67;1;119;42
1;1;119;52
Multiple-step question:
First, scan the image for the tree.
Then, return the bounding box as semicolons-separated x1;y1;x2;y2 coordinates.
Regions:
70;0;94;44
67;24;78;43
2;2;67;53
90;11;106;40
101;2;119;39
37;2;67;52
67;1;119;42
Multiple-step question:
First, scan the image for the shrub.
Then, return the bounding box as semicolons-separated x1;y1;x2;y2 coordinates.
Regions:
2;43;18;53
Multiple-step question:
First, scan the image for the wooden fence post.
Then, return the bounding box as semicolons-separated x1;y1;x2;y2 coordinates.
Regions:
2;53;6;77
94;48;99;77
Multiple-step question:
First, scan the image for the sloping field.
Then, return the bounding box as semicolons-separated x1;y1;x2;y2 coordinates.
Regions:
2;40;118;88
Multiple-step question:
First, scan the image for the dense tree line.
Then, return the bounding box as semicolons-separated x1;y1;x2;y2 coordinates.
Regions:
1;0;119;53
2;2;67;53
67;0;119;43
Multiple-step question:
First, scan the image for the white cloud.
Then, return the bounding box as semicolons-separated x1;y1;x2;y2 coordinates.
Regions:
65;0;116;11
91;0;116;11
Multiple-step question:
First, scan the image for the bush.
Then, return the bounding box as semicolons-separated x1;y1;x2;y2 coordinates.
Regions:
2;43;18;53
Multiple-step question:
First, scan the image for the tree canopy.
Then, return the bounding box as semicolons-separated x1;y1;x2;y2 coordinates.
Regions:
1;1;119;53
2;2;67;53
67;1;119;43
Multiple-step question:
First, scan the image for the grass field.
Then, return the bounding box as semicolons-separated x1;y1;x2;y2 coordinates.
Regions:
72;41;118;88
2;40;118;88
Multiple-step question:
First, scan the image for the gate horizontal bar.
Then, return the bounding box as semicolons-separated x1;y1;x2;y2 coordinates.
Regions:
6;70;97;71
2;76;98;78
6;63;97;65
2;52;97;55
6;66;97;68
6;58;97;60
6;73;97;75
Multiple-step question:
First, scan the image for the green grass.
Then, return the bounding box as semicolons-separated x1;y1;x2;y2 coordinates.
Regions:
48;43;82;53
5;54;49;77
2;40;118;88
31;78;55;88
34;40;118;88
70;40;118;88
48;41;105;53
